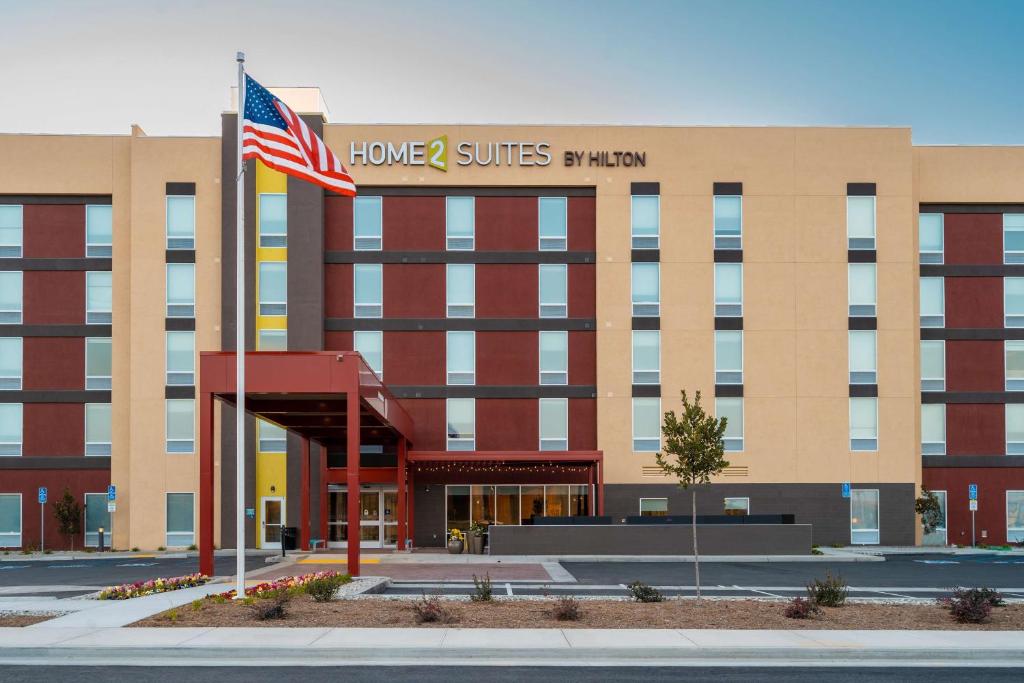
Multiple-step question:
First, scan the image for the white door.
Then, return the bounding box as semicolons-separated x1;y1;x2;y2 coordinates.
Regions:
326;487;397;549
260;496;285;549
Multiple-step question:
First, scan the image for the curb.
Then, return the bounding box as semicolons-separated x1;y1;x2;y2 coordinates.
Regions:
293;553;884;564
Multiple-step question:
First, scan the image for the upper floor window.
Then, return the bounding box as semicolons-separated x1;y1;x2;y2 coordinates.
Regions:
849;330;877;384
1004;214;1024;264
258;262;287;316
539;331;568;385
631;195;659;249
353;196;382;250
631;330;660;384
714;263;742;317
446;196;474;250
353;330;383;380
258;419;287;453
539;197;567;251
714;330;743;385
921;340;945;391
713;195;742;249
166;331;195;386
354;264;383;318
85;403;112;456
87;271;113;323
446;398;475;450
258;329;288;351
0;493;22;546
166;398;195;454
85;205;113;257
921;404;945;456
848;263;876;317
164;265;193;318
85;337;112;390
446;331;475;385
0;403;22;456
919;213;943;264
446;264;475;318
1007;404;1024;455
166;196;195;250
539;398;568;450
0;205;22;258
0;338;21;390
539;264;568;318
850;396;878;451
258;194;287;248
1006;277;1024;328
1006;340;1024;391
919;276;944;327
716;397;744;451
847;196;875;250
632;397;660;452
631;262;659;317
0;272;22;324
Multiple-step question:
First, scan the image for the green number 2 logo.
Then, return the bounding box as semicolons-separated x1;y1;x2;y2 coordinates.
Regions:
427;135;448;172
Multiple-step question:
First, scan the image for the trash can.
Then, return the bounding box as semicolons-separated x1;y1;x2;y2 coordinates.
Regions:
282;526;298;551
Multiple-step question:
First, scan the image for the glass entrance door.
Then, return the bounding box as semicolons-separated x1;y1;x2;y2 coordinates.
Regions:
261;496;284;549
327;486;397;549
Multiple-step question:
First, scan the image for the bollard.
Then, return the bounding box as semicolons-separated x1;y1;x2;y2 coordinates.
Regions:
98;527;105;552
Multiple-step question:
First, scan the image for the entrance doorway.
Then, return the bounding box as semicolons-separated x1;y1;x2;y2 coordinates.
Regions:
261;496;285;549
327;485;398;548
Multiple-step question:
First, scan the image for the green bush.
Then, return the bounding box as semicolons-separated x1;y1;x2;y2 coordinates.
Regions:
471;573;493;602
304;573;350;603
626;581;664;603
807;570;848;607
942;587;1003;624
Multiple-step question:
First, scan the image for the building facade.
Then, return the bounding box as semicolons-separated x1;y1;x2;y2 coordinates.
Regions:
1;93;1022;552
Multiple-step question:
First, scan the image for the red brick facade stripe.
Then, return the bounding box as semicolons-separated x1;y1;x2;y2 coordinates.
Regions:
22;205;85;259
23;403;85;456
945;340;1003;392
944;277;1002;329
22;337;84;390
943;213;1003;266
22;271;84;325
946;403;1004;456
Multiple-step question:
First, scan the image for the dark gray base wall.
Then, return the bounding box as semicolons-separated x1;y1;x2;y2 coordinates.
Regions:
412;483;447;548
604;483;916;547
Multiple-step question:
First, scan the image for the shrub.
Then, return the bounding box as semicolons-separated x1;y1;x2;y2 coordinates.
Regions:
784;597;820;619
412;593;456;624
190;599;203;612
471;573;493;602
43;549;52;555
552;596;583;621
811;548;824;556
830;542;844;548
305;572;349;603
252;593;290;621
157;546;166;551
166;608;179;622
807;570;848;607
131;547;140;552
942;587;1000;624
626;581;664;603
187;544;198;551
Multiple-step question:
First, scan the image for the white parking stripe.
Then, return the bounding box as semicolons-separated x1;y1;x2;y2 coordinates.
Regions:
505;582;513;596
735;584;783;598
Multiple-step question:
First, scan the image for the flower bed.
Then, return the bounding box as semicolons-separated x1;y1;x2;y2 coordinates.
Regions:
212;571;350;599
99;573;209;600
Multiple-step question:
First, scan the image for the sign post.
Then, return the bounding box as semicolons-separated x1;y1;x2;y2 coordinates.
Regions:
37;487;47;552
968;484;978;547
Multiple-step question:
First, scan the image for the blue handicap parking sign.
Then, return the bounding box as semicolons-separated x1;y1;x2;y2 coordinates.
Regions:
107;485;116;501
968;484;978;500
38;487;47;504
841;483;851;498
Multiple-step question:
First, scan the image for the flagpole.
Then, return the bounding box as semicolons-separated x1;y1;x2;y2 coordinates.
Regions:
234;51;246;600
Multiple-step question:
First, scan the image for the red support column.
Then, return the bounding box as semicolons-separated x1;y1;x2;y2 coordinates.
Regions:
396;437;407;551
319;442;328;543
199;391;215;577
588;463;595;516
597;459;605;516
407;468;415;548
300;436;310;551
346;391;361;575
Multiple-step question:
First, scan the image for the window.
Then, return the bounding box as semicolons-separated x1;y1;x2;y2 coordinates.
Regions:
85;337;112;390
631;330;660;384
919;213;943;264
0;338;21;389
166;493;195;547
354;330;383;379
631;195;659;249
446;196;474;250
258;262;287;316
85;403;112;456
713;195;742;249
639;498;668;516
0;205;22;257
166;399;195;453
632;397;660;452
446;331;475;385
165;331;194;386
539;331;568;385
353;195;382;250
848;263;876;317
1004;214;1024;264
1006;404;1024;455
258;419;287;453
539;398;569;450
923;490;947;546
539;264;568;318
0;272;21;323
1007;491;1024;543
258;194;287;248
1006;278;1024;327
85;205;113;257
920;277;944;327
0;403;22;456
354;264;383;318
165;264;193;318
446;264;475;318
847;196;875;250
631;263;659;317
0;494;21;547
850;489;880;544
921;404;945;456
166;196;195;250
716;397;744;451
724;497;750;515
850;397;878;451
258;329;287;351
539;197;567;251
86;271;113;323
84;492;111;548
1007;341;1024;391
446;398;475;450
921;340;945;391
714;263;742;317
849;330;877;384
714;330;743;385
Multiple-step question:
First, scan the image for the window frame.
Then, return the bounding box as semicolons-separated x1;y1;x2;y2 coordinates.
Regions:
923;489;947;546
354;263;383;319
85;204;113;257
445;196;475;251
849;396;879;451
0;336;22;390
164;264;194;319
83;491;112;547
630;194;660;250
86;271;113;323
716;396;744;452
165;195;196;250
850;488;880;545
630;262;660;317
0;204;24;258
714;330;743;385
84;402;112;456
85;337;113;390
639;497;668;516
921;403;946;456
632;396;661;452
919;213;944;264
848;329;877;385
848;263;877;318
1006;404;1024;455
0;402;23;456
538;397;569;451
0;271;22;324
846;195;876;250
165;492;196;548
165;331;195;386
631;330;660;385
446;330;476;386
921;340;945;391
1003;214;1024;265
445;397;475;451
714;262;743;317
353;195;383;251
1006;340;1024;391
919;276;945;327
539;196;568;251
0;493;22;548
1007;490;1024;544
713;194;742;249
258;193;287;248
353;330;383;381
258;419;287;453
257;261;287;317
165;398;195;454
538;330;568;386
446;263;476;318
539;264;568;318
258;329;288;351
724;497;750;515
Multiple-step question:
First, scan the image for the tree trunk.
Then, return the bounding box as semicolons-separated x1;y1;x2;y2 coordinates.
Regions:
692;487;700;600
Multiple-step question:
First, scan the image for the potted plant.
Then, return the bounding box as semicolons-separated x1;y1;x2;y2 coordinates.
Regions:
468;522;485;555
447;528;465;555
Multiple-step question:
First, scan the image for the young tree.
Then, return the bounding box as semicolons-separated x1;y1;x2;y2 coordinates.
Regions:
654;390;729;599
915;486;943;536
53;487;82;553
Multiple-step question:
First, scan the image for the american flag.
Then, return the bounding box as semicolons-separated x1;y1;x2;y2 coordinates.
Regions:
241;74;356;196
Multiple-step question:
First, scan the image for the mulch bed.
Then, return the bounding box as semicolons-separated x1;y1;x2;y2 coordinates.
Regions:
134;596;1024;630
0;614;52;627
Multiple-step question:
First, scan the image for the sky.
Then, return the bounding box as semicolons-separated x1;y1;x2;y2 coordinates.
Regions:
0;0;1021;144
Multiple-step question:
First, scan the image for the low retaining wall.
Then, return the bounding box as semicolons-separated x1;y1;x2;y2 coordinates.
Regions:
488;523;812;555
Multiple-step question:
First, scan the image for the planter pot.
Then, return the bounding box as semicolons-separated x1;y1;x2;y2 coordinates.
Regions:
447;539;464;555
469;534;484;555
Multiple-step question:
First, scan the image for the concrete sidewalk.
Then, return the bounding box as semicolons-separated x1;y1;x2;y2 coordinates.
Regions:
0;627;1021;666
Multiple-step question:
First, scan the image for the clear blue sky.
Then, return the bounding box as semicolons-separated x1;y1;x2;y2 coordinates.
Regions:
1;0;1020;144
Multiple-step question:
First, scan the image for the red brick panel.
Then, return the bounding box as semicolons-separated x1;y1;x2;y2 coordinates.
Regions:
567;197;596;251
323;331;353;351
383;332;444;385
476;265;538;318
568;264;596;318
946;404;1004;456
569;398;597;450
945;277;1002;329
477;332;537;386
23;403;84;456
400;398;445;451
944;213;1003;266
22;338;84;390
0;469;113;549
323;264;353;318
568;331;597;385
383;264;444;318
945;341;1003;392
475;197;537;251
382;197;445;251
923;468;1024;546
23;271;84;324
23;205;85;258
324;196;353;251
476;399;537;451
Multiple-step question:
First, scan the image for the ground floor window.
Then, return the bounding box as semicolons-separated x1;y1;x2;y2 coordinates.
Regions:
84;493;111;547
724;497;750;515
166;492;195;547
0;493;21;547
639;498;667;516
850;489;880;544
1008;491;1024;543
446;484;590;532
923;489;947;546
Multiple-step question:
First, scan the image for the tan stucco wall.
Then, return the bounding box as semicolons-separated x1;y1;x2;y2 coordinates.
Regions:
915;146;1024;203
